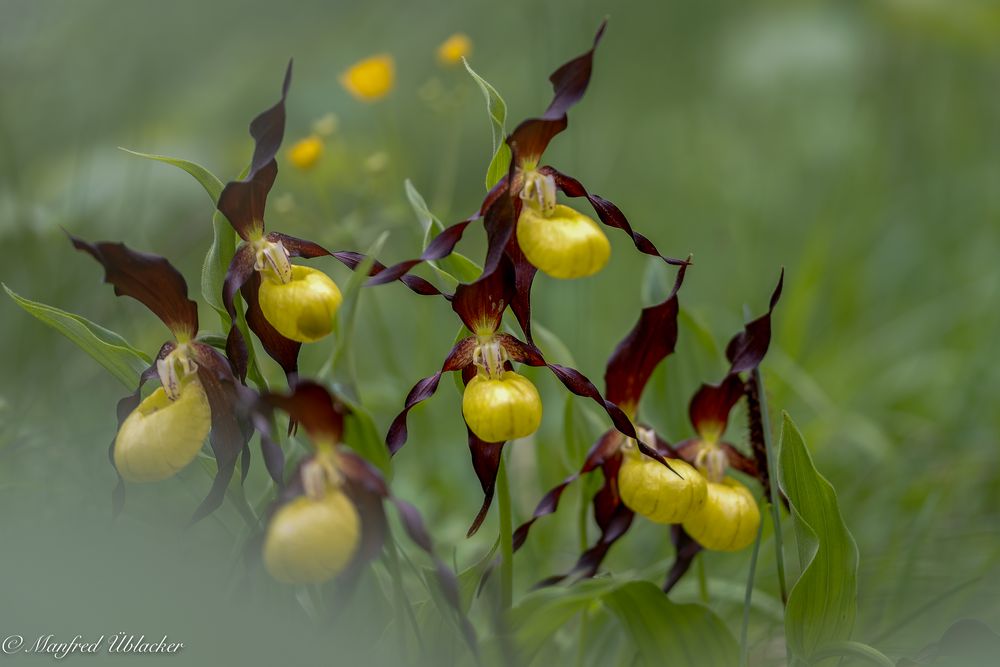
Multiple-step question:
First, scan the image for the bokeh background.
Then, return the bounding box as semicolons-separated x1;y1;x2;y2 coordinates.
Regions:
2;0;999;664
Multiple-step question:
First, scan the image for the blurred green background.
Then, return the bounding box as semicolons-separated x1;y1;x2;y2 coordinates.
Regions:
2;0;999;664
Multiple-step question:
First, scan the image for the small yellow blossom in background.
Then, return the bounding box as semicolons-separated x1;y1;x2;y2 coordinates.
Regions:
311;112;339;137
364;151;389;174
287;135;324;170
340;54;395;102
437;33;472;66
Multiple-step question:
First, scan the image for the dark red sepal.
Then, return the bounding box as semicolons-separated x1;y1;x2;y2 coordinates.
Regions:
540;167;691;269
507;20;607;166
261;380;347;446
108;342;175;517
70;234;198;340
604;263;688;410
385;337;477;455
222;243;256;381
688;374;745;442
451;254;515;334
217;60;291;240
190;342;252;524
512;430;622;551
466;431;506;538
726;269;783;374
503;237;538;342
663;525;702;593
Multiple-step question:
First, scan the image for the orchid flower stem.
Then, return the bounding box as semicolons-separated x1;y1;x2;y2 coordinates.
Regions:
739;518;764;667
497;453;514;610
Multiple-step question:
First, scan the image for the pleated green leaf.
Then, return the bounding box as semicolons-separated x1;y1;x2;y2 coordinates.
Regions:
463;59;512;190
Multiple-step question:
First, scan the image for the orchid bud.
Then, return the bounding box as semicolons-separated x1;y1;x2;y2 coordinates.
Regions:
263;487;360;584
257;265;343;343
516;204;610;279
618;447;707;524
462;370;542;443
113;378;211;482
682;477;761;552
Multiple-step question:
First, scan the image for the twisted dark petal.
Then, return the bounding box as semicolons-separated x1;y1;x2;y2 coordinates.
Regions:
688;374;745;440
547;363;637;440
534;466;635;588
271;232;442;297
262;380;347;446
604;263;688;407
337;477;389;597
466;434;506;538
386;337;476;455
512;430;621;551
190;342;252;524
721;443;760;478
507;19;607;164
726;269;784;374
240;271;302;383
245;393;285;485
481;185;519;279
540;167;690;268
663;526;702;594
451;254;515;333
391;497;478;653
364;176;510;288
217;60;292;239
108;343;174;517
217;161;278;240
69;234;199;339
222;243;256;382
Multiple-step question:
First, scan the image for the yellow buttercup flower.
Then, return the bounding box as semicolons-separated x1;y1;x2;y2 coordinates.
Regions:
340;54;395;102
437;33;472;66
287;134;324;170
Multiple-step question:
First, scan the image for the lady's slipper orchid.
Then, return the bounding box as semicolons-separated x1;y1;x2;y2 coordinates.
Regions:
514;270;782;590
217;62;440;383
70;235;251;521
386;219;674;536
367;20;687;342
250;382;475;648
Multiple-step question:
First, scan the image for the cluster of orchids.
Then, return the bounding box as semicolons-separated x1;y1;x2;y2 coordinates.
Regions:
28;20;784;617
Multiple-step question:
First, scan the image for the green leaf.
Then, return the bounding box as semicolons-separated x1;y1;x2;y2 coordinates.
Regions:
778;412;859;661
119;148;222;203
4;284;150;388
341;395;392;475
405;179;481;284
602;581;740;667
509;579;613;661
462;59;512;190
201;209;238;319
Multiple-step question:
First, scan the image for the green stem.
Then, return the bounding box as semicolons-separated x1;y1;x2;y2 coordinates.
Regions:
497;453;514;610
739;518;764;667
384;531;410;656
753;365;788;604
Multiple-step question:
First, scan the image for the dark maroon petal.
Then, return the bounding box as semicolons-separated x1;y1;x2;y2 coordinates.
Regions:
534;475;634;587
495;333;546;366
338;479;389;583
270;232;443;298
191;342;251;523
386;337;476;455
507;20;607;166
721;442;759;478
263;381;348;446
70;234;198;339
245;396;284;485
362;219;475;288
504;238;538;342
466;434;505;538
541;168;690;268
604;263;688;411
663;526;702;593
338;450;390;498
217;161;278;240
481;183;519;280
222;243;256;382
688;374;745;441
451;253;515;334
390;497;478;652
216;60;292;240
545;19;607;119
241;271;302;382
726;269;784;374
109;343;173;517
512;430;622;551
